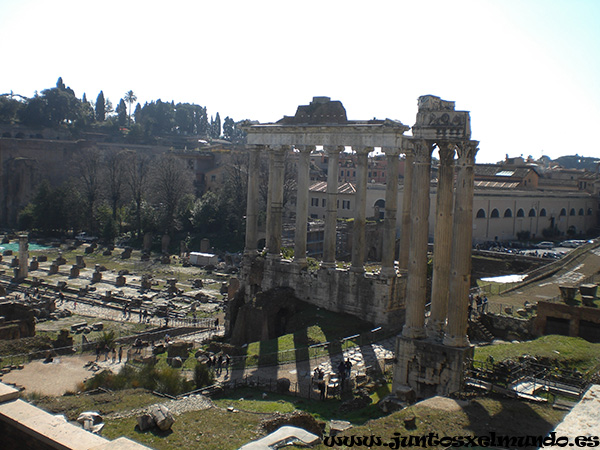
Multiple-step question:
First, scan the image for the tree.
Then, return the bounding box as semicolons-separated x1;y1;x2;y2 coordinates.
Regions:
124;90;137;126
77;149;102;233
124;151;151;238
150;154;194;235
95;91;106;122
103;149;126;220
210;113;221;138
116;99;127;126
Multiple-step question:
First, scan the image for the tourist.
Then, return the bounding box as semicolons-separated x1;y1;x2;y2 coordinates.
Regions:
482;295;489;313
344;359;352;379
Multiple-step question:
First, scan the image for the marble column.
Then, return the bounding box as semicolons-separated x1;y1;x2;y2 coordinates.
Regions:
322;146;342;268
265;147;275;252
398;145;414;272
18;234;29;279
380;146;401;277
294;145;314;267
244;145;261;255
426;142;456;340
351;146;371;272
267;146;287;259
444;140;479;348
402;140;434;339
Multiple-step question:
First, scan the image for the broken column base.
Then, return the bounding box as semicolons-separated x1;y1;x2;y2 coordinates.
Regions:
392;336;473;400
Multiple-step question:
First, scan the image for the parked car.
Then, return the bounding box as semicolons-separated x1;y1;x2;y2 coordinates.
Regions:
536;241;554;249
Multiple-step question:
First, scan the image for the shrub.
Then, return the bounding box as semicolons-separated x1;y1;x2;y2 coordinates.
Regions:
194;363;214;389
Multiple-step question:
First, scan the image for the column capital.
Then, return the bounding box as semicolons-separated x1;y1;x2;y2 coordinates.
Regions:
296;145;315;154
456;140;478;165
402;139;415;157
382;146;401;157
353;146;373;155
413;139;434;164
437;142;456;166
324;145;344;156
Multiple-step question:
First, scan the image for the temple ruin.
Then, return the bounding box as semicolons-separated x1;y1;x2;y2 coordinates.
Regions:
237;95;478;398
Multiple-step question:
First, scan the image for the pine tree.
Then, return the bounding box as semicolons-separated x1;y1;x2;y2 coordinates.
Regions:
95;91;106;121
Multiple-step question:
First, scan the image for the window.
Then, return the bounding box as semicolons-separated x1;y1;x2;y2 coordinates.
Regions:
517;209;525;217
476;209;486;218
528;208;536;217
560;208;567;216
322;198;326;208
342;200;351;209
353;171;356;177
588;208;593;216
579;208;585;216
210;175;216;182
570;208;576;216
311;198;319;207
504;209;513;218
491;209;500;218
540;208;547;217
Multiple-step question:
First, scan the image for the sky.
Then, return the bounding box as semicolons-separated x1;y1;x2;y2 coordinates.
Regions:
1;0;599;163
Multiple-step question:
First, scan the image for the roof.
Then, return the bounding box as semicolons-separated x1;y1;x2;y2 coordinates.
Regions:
475;164;537;179
475;180;521;189
309;181;356;194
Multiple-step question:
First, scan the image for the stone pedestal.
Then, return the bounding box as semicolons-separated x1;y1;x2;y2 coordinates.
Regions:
76;255;86;268
116;275;126;287
49;263;59;275
121;248;132;259
166;278;177;294
10;257;19;268
55;253;67;265
141;277;152;290
84;246;94;254
70;265;80;278
392;336;473;399
29;258;39;271
92;270;102;283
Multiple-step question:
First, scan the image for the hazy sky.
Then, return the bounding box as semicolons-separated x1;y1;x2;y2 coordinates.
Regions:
1;0;599;163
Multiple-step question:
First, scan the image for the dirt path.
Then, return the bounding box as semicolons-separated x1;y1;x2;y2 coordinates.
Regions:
1;354;126;396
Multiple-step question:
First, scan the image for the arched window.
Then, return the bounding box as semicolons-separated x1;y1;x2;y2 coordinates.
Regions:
476;209;486;218
560;208;567;216
374;199;385;208
517;208;525;217
491;209;500;218
578;208;584;216
503;208;512;218
528;208;536;217
540;208;547;217
570;208;576;216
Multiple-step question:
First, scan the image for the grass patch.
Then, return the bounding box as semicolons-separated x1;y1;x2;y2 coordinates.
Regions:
474;335;600;374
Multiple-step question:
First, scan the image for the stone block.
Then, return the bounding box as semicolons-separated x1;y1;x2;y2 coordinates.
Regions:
70;265;80;278
92;271;102;283
121;248;132;259
29;258;39;271
38;255;48;262
49;263;59;275
10;257;19;267
150;405;174;431
85;246;94;254
76;255;86;268
116;275;126;287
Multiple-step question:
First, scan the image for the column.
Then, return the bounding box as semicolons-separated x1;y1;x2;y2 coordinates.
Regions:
322;146;342;268
294;145;314;267
398;145;414;271
265;147;275;252
444;140;479;347
244;145;261;255
402;140;434;339
426;142;456;340
380;146;401;277
351;146;371;272
267;145;287;259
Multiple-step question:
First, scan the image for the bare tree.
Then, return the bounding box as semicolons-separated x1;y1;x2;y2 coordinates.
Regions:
77;149;102;233
103;149;127;220
124;150;152;238
151;154;194;235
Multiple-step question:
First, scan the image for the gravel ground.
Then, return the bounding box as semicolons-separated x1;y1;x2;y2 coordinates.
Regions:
105;394;215;419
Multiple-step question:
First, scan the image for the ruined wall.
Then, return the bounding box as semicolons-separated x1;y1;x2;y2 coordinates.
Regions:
255;257;406;327
533;301;600;342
